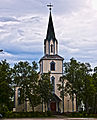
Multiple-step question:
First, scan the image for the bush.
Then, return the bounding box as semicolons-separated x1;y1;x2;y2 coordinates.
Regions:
63;112;97;118
47;111;52;116
3;111;52;118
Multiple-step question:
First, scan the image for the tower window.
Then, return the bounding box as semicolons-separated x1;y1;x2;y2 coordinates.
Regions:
51;44;53;53
51;76;55;93
50;61;55;71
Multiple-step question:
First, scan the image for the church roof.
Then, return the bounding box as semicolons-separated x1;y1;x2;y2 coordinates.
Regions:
52;93;62;102
46;11;56;41
39;54;64;62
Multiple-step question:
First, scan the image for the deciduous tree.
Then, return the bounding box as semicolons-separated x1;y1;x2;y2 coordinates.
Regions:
39;73;53;112
12;61;40;112
0;60;13;111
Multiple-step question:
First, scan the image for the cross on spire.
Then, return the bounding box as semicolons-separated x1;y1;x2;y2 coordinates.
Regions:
47;3;53;11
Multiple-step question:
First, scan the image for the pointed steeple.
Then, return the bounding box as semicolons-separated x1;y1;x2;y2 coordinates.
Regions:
46;11;56;40
44;4;58;55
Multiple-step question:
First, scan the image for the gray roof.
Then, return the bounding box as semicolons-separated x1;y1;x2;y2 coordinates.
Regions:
39;54;64;62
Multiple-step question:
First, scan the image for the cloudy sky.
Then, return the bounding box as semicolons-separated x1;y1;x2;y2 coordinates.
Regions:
0;0;97;68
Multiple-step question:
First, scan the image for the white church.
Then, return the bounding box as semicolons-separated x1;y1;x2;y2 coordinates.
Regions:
15;6;76;113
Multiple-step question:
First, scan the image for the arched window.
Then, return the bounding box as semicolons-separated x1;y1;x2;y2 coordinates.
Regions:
51;76;55;93
50;61;55;71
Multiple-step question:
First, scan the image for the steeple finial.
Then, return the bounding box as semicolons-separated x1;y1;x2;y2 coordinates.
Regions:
47;3;53;11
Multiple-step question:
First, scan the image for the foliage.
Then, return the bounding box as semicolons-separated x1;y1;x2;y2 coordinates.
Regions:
4;111;52;118
0;60;13;112
63;112;97;118
58;58;97;113
39;73;53;112
0;58;97;114
92;67;97;113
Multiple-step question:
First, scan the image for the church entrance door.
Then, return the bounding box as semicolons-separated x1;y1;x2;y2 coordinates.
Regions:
50;101;56;112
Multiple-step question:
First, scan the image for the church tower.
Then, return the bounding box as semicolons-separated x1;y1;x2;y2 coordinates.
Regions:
39;4;64;112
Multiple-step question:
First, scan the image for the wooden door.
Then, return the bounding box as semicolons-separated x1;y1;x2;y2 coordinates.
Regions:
50;101;56;112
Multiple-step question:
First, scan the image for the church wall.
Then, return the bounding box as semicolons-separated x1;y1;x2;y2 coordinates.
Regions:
39;61;42;74
50;73;62;97
74;95;76;112
46;40;49;54
15;87;19;108
64;96;72;112
55;40;58;54
55;41;56;54
58;95;76;113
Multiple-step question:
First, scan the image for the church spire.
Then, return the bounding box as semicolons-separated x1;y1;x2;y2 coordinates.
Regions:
46;11;56;40
44;4;58;55
46;3;56;40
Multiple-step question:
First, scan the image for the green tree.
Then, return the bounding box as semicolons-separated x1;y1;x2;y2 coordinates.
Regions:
78;63;95;113
39;73;53;112
92;66;97;113
0;60;13;112
12;61;40;112
64;58;80;112
58;58;94;113
57;58;80;112
57;75;66;113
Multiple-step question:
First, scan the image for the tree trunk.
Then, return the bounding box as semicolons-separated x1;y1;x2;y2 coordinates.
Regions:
72;96;74;112
92;95;95;113
47;102;50;111
76;95;78;112
42;100;43;112
32;106;34;112
63;95;64;113
45;104;46;112
95;95;97;114
86;98;89;113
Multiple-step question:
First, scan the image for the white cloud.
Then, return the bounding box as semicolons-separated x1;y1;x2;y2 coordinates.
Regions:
0;0;97;68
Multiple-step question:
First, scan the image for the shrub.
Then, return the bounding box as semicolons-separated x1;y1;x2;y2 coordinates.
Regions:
3;111;53;118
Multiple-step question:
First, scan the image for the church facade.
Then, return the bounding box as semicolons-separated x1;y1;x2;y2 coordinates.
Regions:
14;8;76;113
39;9;76;112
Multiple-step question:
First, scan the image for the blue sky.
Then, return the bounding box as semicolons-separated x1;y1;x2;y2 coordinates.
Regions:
0;0;97;68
